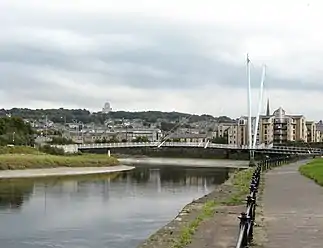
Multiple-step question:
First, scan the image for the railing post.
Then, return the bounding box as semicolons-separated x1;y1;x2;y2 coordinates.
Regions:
236;160;263;247
238;212;248;246
246;196;256;243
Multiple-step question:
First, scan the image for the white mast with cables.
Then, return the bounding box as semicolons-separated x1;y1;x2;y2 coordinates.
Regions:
246;54;253;162
252;65;266;149
247;54;267;166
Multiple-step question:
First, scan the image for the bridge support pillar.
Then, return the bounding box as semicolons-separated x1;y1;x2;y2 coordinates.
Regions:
107;150;111;157
249;150;256;167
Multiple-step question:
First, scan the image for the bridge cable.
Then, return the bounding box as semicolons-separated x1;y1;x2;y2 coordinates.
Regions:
156;114;195;148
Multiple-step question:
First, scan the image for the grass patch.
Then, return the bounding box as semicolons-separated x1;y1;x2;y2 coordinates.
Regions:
0;146;43;155
172;200;217;248
0;153;120;170
172;168;254;248
0;146;120;170
221;168;253;205
299;158;323;186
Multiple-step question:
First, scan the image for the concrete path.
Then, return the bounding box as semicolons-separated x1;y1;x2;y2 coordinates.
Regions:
0;165;134;179
263;160;323;248
186;205;244;248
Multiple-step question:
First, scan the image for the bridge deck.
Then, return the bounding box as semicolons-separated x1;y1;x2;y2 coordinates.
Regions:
74;142;322;153
55;142;323;155
263;160;323;248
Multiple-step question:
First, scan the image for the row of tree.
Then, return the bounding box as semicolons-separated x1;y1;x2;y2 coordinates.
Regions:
0;108;234;125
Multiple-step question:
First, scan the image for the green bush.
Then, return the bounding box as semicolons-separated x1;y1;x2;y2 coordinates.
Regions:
48;137;75;145
0;146;40;155
0;117;34;146
39;145;65;155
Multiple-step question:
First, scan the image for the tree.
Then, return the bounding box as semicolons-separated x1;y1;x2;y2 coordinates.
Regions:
133;136;149;142
160;122;176;131
107;136;119;143
211;135;228;144
0;108;234;125
0;117;34;146
48;137;75;145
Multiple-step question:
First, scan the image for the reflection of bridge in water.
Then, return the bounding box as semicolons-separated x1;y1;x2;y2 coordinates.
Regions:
113;166;230;194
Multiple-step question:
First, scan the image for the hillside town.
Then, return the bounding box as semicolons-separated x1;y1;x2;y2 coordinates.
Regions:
7;100;322;147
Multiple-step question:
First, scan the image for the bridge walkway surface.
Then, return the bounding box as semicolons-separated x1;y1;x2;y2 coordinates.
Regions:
263;160;323;248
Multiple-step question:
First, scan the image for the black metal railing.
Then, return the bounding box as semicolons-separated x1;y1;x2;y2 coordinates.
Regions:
235;155;298;248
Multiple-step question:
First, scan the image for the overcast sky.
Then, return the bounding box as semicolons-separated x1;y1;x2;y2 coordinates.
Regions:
1;1;323;120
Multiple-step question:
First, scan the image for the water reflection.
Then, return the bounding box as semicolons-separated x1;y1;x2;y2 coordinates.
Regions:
0;164;232;248
0;180;34;210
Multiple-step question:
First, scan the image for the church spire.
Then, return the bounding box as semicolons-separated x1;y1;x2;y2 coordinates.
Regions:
266;98;270;116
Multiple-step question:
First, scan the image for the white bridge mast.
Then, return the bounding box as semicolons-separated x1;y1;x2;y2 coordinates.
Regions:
252;65;266;149
247;54;267;165
246;55;253;161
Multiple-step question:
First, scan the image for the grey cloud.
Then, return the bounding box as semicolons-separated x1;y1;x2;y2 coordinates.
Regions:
0;9;320;110
0;69;101;108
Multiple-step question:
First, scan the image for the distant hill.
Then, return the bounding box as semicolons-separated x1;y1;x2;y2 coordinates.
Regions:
0;108;234;124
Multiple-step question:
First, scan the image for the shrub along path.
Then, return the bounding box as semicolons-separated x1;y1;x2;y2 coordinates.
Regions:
262;159;323;248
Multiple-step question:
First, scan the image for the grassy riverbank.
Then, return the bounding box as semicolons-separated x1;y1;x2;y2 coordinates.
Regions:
0;146;41;155
299;158;323;186
0;146;120;170
138;168;254;248
172;168;253;248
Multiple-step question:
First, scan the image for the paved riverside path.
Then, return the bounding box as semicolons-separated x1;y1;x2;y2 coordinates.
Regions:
263;160;323;248
0;165;134;179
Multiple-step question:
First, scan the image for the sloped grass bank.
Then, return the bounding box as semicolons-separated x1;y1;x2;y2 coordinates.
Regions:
299;158;323;186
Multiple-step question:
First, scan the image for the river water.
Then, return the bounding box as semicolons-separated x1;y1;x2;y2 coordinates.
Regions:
0;159;244;248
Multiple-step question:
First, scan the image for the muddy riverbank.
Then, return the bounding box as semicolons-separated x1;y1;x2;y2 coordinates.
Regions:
0;165;134;179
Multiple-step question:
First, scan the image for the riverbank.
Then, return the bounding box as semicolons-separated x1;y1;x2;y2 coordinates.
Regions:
0;153;120;170
137;167;253;248
299;158;323;185
0;165;134;179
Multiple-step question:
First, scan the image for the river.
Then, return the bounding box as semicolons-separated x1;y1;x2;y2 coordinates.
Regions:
0;159;245;248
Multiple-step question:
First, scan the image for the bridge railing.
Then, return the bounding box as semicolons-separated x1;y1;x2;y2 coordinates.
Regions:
272;145;321;152
235;156;297;248
77;142;243;149
77;142;159;149
72;142;322;154
76;141;272;150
